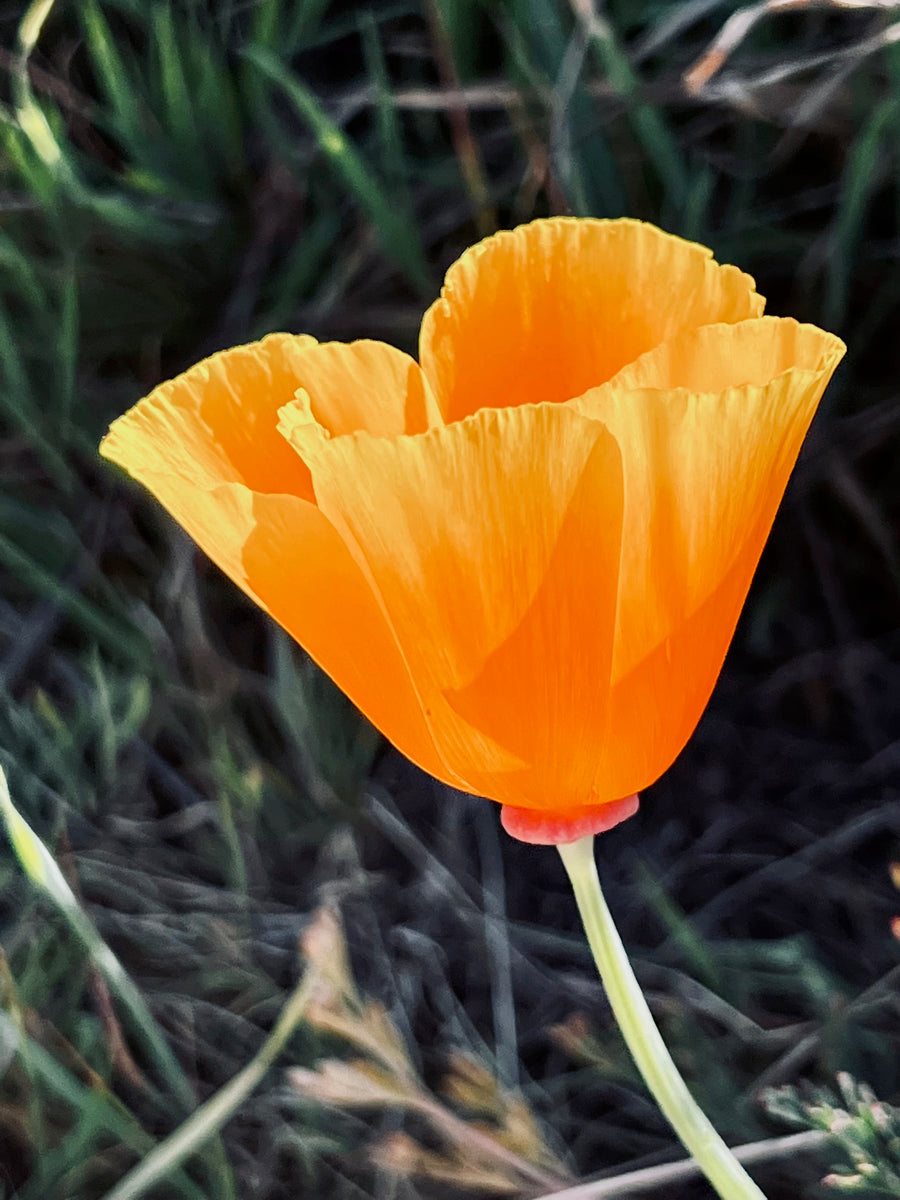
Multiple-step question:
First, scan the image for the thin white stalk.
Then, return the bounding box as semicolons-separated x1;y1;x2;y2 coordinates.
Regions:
529;1131;827;1200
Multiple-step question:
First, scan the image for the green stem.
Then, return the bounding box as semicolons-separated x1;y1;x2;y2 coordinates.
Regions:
557;835;766;1200
101;972;315;1200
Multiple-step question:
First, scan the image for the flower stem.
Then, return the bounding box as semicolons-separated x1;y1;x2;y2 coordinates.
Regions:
557;835;766;1200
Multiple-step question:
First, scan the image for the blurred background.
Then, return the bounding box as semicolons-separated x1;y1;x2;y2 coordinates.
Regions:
1;1;900;1197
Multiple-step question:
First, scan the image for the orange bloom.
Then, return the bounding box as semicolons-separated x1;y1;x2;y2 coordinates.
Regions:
100;218;844;844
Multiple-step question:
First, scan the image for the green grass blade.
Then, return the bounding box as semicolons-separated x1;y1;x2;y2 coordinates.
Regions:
580;11;688;210
0;1010;207;1200
0;528;150;667
99;972;315;1200
79;0;146;151
360;10;408;196
13;0;65;175
636;862;723;995
0;761;238;1198
827;96;900;328
151;5;201;167
245;46;432;294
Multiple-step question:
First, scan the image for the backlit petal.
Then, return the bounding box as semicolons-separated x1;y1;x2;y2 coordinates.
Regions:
604;314;843;394
572;317;846;800
288;339;442;438
100;336;450;787
100;333;317;499
420;217;764;423
282;402;624;812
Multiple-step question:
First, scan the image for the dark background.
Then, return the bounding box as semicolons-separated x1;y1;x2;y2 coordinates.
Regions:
1;1;899;1197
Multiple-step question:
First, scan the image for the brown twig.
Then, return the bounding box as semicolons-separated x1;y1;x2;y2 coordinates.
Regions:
424;0;497;235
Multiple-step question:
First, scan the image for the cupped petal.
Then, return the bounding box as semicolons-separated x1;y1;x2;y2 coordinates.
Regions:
419;217;764;423
571;317;846;800
100;333;316;499
605;313;844;394
281;401;625;814
100;337;452;788
288;339;442;438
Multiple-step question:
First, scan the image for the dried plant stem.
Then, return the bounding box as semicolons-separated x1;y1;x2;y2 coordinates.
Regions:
424;0;496;235
412;1089;570;1192
557;836;766;1200
684;0;900;94
100;972;316;1200
530;1131;827;1200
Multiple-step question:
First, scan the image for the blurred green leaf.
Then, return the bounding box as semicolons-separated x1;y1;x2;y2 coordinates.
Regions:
245;46;432;294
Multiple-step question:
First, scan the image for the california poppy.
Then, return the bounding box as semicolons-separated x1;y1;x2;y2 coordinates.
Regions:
100;218;844;845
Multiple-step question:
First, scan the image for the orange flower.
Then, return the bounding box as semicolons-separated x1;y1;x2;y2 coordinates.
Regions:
100;218;844;844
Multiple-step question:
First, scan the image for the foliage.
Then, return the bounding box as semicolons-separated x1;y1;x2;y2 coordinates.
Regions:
1;0;899;1197
764;1073;900;1196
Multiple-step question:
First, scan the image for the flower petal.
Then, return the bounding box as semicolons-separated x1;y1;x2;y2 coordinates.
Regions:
571;317;846;800
100;333;317;498
287;339;442;438
419;217;764;423
100;336;450;786
282;402;625;814
604;313;844;394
